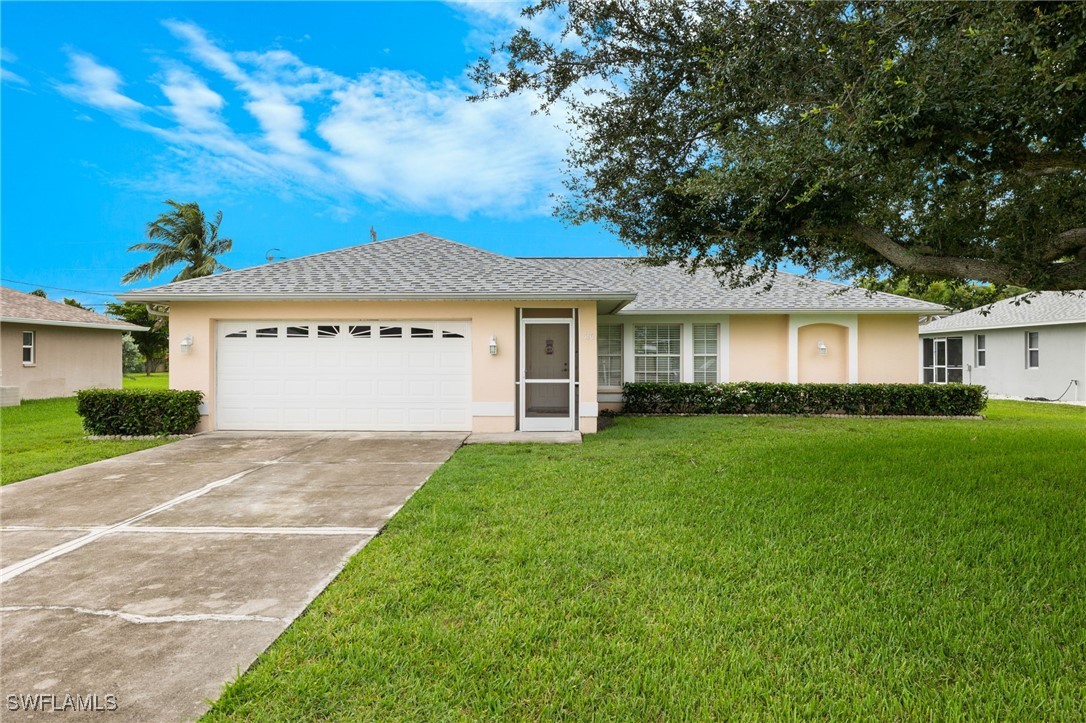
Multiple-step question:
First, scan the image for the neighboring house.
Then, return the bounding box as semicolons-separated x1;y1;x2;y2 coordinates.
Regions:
119;233;945;434
919;291;1086;402
0;287;146;404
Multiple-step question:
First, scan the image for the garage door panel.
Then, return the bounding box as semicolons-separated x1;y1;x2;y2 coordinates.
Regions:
217;320;471;431
377;352;406;369
313;379;342;396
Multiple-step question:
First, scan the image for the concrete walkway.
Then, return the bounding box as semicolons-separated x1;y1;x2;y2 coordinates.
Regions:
0;432;465;721
464;431;582;444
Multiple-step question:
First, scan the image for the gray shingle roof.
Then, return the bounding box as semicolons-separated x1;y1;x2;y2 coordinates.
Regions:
121;233;632;302
526;257;947;313
921;291;1086;333
1;287;145;331
118;232;944;313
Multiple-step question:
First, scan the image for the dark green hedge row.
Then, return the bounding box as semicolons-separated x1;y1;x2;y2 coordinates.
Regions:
76;389;204;436
621;382;987;416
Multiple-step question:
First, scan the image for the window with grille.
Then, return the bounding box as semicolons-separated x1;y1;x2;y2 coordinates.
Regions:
597;324;623;388
975;334;986;367
693;324;718;383
22;331;35;365
634;324;681;382
1026;331;1040;368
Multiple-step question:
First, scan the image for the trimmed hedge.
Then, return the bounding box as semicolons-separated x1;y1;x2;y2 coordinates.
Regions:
621;382;987;417
76;389;204;436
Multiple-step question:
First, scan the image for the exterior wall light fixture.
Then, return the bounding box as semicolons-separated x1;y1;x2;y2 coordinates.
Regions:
180;335;194;353
488;335;498;355
817;341;828;356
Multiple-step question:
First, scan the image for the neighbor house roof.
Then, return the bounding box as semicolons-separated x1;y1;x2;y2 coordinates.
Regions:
1;287;146;332
120;233;635;304
920;291;1086;333
526;257;947;314
118;232;944;314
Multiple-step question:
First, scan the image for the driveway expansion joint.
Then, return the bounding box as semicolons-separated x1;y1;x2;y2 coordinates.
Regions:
0;605;286;625
3;526;381;536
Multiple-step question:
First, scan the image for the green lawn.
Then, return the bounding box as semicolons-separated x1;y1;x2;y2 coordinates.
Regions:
123;372;169;390
207;400;1086;721
0;396;170;485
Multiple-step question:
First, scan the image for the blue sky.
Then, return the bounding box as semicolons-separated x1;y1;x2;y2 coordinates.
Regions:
1;1;628;310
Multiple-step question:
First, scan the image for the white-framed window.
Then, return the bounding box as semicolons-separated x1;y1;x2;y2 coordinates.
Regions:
692;323;718;383
634;324;681;382
597;324;623;388
975;334;986;368
1026;331;1040;368
22;331;35;365
922;336;963;383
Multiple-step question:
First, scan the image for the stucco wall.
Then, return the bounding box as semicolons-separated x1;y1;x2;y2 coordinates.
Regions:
921;323;1086;401
797;323;849;383
0;323;123;399
595;312;922;410
166;300;598;433
730;315;789;382
858;314;924;383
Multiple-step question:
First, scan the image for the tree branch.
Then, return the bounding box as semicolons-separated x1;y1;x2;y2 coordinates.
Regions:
850;224;1016;284
1043;228;1086;262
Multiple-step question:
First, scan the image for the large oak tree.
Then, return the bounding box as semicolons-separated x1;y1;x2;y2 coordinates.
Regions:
473;1;1086;290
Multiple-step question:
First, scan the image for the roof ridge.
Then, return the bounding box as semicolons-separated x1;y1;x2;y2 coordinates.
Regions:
128;232;453;294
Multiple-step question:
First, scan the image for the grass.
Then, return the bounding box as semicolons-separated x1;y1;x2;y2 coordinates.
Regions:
207;400;1086;721
122;372;169;390
0;396;170;485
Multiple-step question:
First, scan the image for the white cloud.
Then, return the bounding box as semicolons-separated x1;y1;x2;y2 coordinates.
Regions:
2;48;29;86
158;67;226;131
320;71;565;217
56;18;571;218
57;52;145;112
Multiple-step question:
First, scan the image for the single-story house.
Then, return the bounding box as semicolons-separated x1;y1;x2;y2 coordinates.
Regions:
120;233;945;433
920;291;1085;402
0;286;146;404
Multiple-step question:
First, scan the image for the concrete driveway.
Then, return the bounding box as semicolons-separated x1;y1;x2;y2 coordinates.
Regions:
0;432;465;721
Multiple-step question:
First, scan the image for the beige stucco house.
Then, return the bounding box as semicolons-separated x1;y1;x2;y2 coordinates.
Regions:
0;287;145;404
120;233;945;433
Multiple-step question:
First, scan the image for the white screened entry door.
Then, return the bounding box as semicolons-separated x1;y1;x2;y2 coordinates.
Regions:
216;321;472;431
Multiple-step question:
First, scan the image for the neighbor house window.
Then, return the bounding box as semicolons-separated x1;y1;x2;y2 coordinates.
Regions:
975;334;986;368
1026;331;1040;368
922;336;963;384
597;324;623;388
692;323;718;383
22;331;35;365
634;324;681;382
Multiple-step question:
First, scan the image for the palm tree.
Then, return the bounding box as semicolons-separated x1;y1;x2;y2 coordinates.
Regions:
122;200;233;283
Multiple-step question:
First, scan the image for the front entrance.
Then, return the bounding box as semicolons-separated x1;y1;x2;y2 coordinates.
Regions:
519;318;575;432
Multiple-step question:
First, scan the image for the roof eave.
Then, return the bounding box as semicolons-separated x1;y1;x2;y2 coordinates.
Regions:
118;292;638;303
921;318;1085;334
0;316;146;332
612;307;944;315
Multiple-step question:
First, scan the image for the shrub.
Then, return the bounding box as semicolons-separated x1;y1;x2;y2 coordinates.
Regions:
76;389;203;436
621;382;986;417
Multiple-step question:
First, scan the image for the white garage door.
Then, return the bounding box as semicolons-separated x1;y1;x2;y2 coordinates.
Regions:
216;321;472;431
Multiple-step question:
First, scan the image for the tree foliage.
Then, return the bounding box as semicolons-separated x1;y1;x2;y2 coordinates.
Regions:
121;333;143;374
123;200;233;284
856;277;1027;313
63;297;91;310
106;302;169;375
473;1;1086;290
